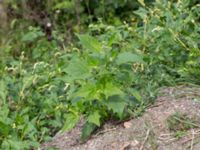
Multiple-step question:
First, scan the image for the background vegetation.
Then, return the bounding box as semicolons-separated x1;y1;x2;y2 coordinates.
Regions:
0;0;199;149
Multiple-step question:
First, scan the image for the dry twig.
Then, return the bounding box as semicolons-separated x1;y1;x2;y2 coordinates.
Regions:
190;129;195;150
139;129;150;150
182;130;200;144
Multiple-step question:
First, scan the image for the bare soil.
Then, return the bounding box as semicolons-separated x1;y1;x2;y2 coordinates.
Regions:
42;85;200;150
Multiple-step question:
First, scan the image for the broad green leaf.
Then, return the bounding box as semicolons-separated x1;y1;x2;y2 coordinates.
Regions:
0;80;7;104
1;139;30;150
65;57;91;80
22;123;37;137
116;52;144;65
132;90;142;101
134;7;148;20
0;121;10;136
53;1;74;10
103;82;123;98
106;95;127;118
0;105;9;122
81;122;97;141
87;111;101;126
72;83;98;100
77;34;102;52
21;31;44;42
62;113;80;131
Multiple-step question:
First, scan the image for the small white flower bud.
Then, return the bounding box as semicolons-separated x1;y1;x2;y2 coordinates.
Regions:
47;22;52;27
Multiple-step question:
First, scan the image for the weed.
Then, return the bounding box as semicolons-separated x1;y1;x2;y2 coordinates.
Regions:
0;0;199;149
167;112;199;134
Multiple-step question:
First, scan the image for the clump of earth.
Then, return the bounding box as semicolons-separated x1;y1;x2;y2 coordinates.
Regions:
42;85;200;150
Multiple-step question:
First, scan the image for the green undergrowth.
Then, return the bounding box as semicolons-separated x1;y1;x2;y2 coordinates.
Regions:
0;0;199;149
167;112;200;138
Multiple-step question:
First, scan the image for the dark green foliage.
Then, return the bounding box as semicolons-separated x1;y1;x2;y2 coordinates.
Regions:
0;0;199;149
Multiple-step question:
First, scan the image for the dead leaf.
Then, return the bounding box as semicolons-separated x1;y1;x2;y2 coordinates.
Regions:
124;121;132;129
131;140;140;147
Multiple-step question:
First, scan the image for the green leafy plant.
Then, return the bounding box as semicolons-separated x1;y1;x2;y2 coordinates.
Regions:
64;32;145;140
0;0;199;149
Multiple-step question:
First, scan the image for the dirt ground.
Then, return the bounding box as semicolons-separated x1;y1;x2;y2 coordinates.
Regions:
42;85;200;150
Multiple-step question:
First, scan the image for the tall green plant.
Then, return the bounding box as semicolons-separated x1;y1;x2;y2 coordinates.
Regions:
63;31;145;140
